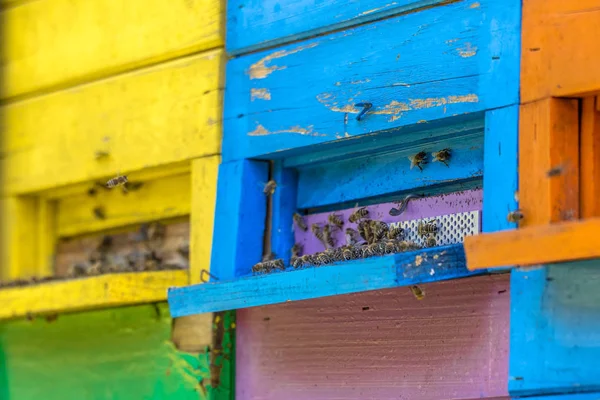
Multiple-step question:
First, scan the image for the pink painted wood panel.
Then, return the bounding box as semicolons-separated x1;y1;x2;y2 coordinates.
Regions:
236;274;510;400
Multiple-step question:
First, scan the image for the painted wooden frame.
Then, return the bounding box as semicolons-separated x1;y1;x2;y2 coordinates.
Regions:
167;0;521;317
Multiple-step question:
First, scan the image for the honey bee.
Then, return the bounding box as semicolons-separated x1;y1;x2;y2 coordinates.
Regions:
67;263;88;278
317;251;334;265
88;261;103;275
293;213;308;231
387;227;404;240
322;224;336;248
252;262;268;274
328;213;344;228
507;210;524;223
327;247;344;262
263;180;277;195
396;240;421;252
93;207;106;220
252;259;285;274
106;175;128;189
410;285;425;300
417;221;438;236
432;148;451;166
291;243;303;258
409;151;428;171
292;254;312;269
349;207;369;223
369;220;389;242
362;243;383;258
424;234;436;247
384;240;397;254
357;220;372;243
342;246;355;261
311;224;327;248
345;228;358;246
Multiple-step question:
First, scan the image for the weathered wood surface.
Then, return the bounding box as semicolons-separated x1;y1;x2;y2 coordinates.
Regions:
1;0;222;100
223;0;520;161
2;50;223;195
236;274;510;400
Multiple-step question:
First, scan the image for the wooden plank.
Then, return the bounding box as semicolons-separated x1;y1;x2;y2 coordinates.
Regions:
189;156;220;285
521;0;600;102
36;199;56;277
519;98;579;228
56;173;191;237
236;275;510;399
210;160;269;281
227;0;451;54
1;196;40;280
1;50;223;195
510;263;600;396
168;244;480;317
223;0;521;162
581;97;600;218
0;270;188;320
296;127;483;209
464;218;600;270
2;0;222;100
270;161;298;267
484;106;519;233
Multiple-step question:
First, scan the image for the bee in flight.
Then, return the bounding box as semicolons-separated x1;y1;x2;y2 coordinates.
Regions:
263;180;277;195
106;175;128;189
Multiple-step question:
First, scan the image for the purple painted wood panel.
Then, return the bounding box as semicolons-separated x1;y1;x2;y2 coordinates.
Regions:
236;274;510;400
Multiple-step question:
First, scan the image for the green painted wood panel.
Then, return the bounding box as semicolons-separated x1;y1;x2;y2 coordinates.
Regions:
0;304;234;400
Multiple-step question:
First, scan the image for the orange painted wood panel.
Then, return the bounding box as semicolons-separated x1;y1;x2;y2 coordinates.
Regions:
519;98;579;228
465;218;600;270
521;0;600;102
581;97;600;218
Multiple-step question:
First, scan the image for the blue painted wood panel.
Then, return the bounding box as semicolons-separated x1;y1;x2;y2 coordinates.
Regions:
296;124;483;209
223;0;521;162
269;161;298;266
510;261;600;397
210;160;269;281
168;244;480;317
227;0;448;54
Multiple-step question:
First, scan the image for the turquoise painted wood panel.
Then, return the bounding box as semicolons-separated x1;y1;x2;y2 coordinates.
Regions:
168;244;481;317
227;0;449;54
223;0;520;162
510;261;600;397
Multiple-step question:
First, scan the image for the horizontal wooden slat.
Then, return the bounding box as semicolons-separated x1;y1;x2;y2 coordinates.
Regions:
521;0;600;101
227;0;451;54
1;0;222;100
464;218;600;270
0;270;189;320
223;0;520;161
1;50;223;195
57;173;191;237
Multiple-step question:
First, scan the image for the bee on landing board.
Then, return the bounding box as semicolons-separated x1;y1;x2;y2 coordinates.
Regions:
409;151;428;171
432;148;451;166
349;207;369;223
311;224;327;248
322;224;336;249
369;220;389;242
293;213;308;231
106;175;128;189
507;210;524;223
410;285;425;300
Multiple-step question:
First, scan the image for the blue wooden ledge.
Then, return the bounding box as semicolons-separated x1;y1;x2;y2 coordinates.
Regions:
168;244;482;317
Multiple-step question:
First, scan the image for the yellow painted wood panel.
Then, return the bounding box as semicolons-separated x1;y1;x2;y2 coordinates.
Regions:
1;196;40;280
57;173;191;237
0;270;189;320
1;0;223;100
190;156;219;284
1;50;223;196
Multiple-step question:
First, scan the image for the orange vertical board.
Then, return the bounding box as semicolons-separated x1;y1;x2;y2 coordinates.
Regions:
521;0;600;102
581;97;600;218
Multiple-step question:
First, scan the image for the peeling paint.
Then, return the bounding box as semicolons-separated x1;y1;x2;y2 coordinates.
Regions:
445;38;459;44
350;79;371;85
457;43;478;58
415;255;423;266
470;2;481;8
250;88;271;101
248;43;319;79
248;124;327;137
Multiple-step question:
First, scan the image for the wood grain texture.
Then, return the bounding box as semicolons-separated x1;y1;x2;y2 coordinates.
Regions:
168;245;481;317
296;127;483;209
1;0;222;100
190;156;220;285
223;0;521;162
210;160;269;281
464;218;600;270
56;173;191;237
1;50;223;195
510;262;600;396
0;270;188;320
519;98;579;228
580;97;600;218
521;0;600;102
226;0;450;54
236;274;510;400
